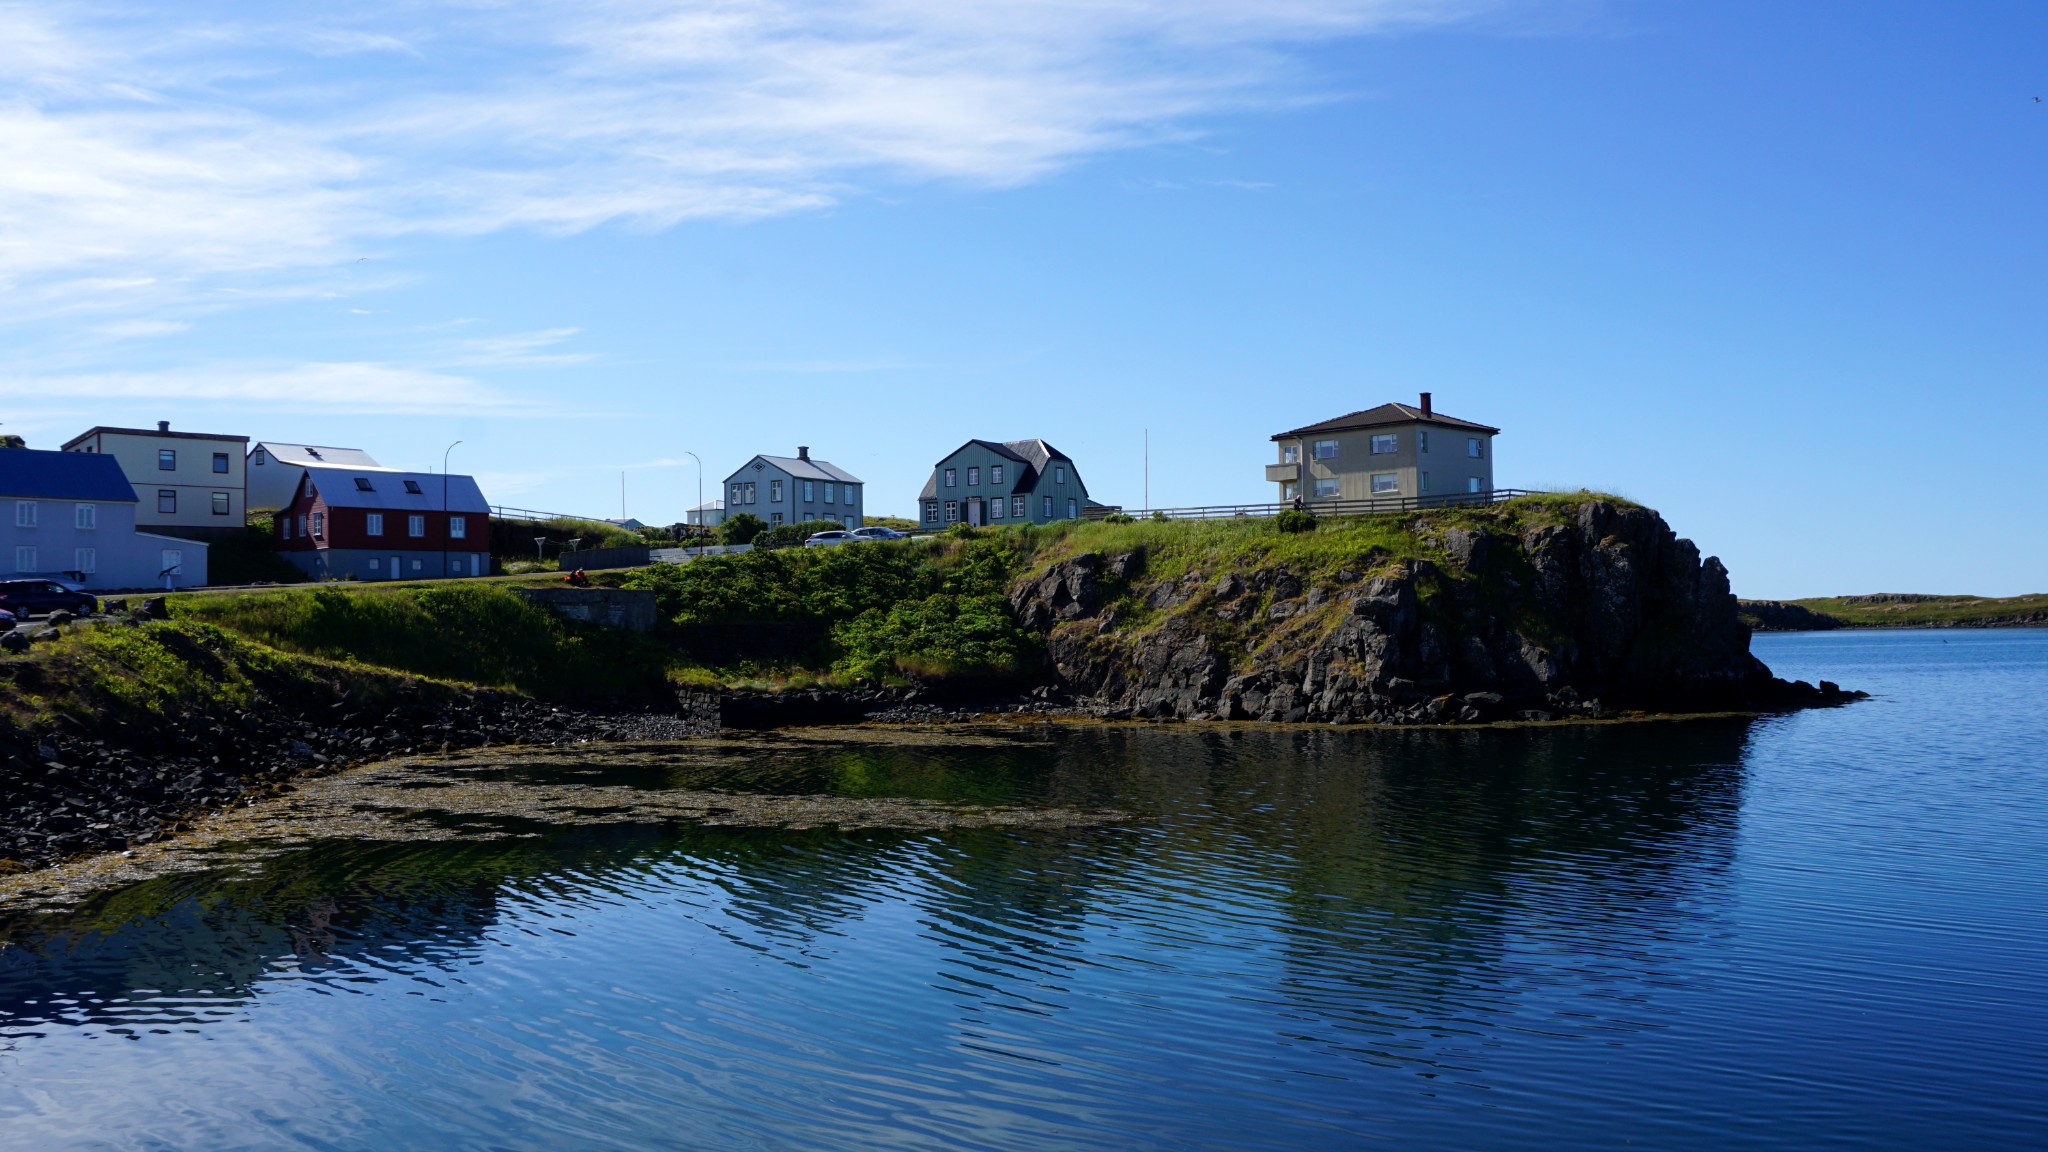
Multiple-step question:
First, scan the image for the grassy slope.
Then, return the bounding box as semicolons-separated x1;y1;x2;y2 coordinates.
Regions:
1763;593;2048;628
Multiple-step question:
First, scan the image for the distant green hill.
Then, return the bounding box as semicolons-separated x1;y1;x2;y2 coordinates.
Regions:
1741;593;2048;631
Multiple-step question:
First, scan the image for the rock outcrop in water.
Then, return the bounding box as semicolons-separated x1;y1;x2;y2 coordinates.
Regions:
1011;500;1856;723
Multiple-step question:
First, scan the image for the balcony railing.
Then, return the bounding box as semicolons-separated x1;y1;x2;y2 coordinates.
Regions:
1084;489;1551;522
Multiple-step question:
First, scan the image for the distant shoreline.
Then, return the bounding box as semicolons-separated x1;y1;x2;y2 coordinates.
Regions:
1740;594;2048;633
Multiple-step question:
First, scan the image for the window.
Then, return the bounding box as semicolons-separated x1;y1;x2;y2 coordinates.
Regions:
1041;496;1053;518
823;482;835;504
843;485;856;505
408;514;425;537
802;480;814;502
1067;498;1078;519
75;504;96;530
366;513;384;536
1281;445;1300;464
1314;478;1341;498
745;482;757;504
403;480;424;495
368;558;380;571
158;490;177;514
281;517;292;540
1467;437;1483;459
13;501;34;528
944;500;959;522
450;516;467;539
944;468;957;487
1370;434;1398;455
770;512;784;525
212;452;230;474
253;448;267;465
1370;473;1399;495
410;559;422;572
1054;465;1066;484
74;548;96;575
310;511;326;536
1418;431;1430;453
1420;471;1430;492
732;484;745;505
354;477;374;491
1012;496;1026;518
991;464;1004;485
967;467;980;487
1468;477;1483;493
1281;481;1298;501
158;449;176;471
296;515;307;537
843;514;856;528
14;547;35;573
770;480;783;503
211;492;230;516
925;501;940;524
990;497;1004;520
451;558;465;575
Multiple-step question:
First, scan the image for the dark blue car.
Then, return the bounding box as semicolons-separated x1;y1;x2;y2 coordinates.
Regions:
0;579;97;619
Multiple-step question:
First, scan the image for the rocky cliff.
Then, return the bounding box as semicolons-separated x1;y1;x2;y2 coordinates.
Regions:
1011;500;1855;723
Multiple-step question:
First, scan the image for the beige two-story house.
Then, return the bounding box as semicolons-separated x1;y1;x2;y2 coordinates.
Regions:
1268;394;1498;506
62;421;249;542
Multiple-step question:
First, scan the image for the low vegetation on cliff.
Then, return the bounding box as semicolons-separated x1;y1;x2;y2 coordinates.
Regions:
1741;592;2048;631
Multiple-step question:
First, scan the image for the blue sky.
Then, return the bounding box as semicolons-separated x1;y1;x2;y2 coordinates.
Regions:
3;0;2044;597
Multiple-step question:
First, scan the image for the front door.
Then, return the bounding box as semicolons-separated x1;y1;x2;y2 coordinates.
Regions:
389;555;402;579
967;498;983;526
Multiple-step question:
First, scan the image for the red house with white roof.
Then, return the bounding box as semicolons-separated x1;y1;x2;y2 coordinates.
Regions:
277;464;492;581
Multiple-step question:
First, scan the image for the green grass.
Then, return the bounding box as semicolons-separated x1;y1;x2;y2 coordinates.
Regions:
1763;593;2048;629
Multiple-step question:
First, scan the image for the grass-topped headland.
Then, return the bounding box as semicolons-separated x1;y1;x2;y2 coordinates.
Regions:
1740;592;2048;631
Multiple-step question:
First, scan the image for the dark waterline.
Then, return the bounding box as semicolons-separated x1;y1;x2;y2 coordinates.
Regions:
1;630;2043;1149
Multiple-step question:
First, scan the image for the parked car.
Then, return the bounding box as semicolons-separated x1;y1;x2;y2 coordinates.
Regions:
850;526;906;541
804;530;856;547
0;608;15;632
0;579;98;618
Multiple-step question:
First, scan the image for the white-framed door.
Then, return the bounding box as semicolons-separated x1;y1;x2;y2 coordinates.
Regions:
389;555;402;579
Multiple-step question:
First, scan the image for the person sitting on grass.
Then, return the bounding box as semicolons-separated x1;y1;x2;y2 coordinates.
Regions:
564;568;591;587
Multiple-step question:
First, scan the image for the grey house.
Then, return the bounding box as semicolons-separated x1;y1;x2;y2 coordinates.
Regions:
1268;393;1498;505
1;448;209;590
919;440;1088;527
723;448;863;529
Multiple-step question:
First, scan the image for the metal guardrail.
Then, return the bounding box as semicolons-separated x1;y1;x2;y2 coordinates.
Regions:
489;505;617;525
1084;489;1554;522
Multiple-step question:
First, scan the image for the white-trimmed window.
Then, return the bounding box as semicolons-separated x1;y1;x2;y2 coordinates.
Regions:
990;497;1004;520
450;515;467;539
408;514;425;537
1053;465;1066;484
1370;434;1398;455
1314;478;1340;498
823;483;835;504
1012;496;1026;518
803;480;815;502
252;447;268;466
770;480;783;503
944;500;959;522
745;482;756;504
310;511;326;537
843;514;856;528
1313;439;1339;460
296;515;307;537
991;465;1004;485
1370;473;1399;495
1281;444;1300;464
158;490;177;514
1041;495;1052;518
732;484;745;506
366;512;384;536
75;503;96;530
967;467;980;487
770;512;784;525
1418;431;1430;453
13;501;34;528
1467;437;1483;459
1468;477;1483;493
14;546;35;572
925;501;940;523
74;548;96;574
211;492;230;516
1281;481;1298;500
1067;498;1078;519
943;468;957;487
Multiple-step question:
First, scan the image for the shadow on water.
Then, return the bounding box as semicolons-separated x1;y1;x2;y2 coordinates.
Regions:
0;719;1754;1061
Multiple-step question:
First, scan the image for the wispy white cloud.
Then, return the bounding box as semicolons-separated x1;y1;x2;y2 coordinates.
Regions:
0;361;537;415
0;0;1493;321
440;327;597;367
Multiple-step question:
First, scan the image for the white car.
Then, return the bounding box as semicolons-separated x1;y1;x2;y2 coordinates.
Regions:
850;526;906;541
804;530;856;547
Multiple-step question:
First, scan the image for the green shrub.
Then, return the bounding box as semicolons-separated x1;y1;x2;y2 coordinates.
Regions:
1150;510;1170;523
720;512;768;546
756;518;852;550
1100;512;1135;524
1275;509;1318;534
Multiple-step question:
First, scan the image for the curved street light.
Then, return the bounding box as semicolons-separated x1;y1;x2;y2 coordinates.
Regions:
443;440;462;579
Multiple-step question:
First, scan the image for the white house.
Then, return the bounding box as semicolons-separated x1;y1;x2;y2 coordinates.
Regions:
1;448;209;590
62;421;248;542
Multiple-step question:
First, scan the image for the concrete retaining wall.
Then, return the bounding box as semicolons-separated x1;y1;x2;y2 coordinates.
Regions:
515;587;658;631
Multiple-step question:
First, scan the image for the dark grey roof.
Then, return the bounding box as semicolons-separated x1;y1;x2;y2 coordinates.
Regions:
1273;402;1500;440
920;438;1085;501
62;426;249;448
0;449;138;502
302;464;489;513
747;454;862;484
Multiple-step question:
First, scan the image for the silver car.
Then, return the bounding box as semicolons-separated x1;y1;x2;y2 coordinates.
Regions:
804;530;856;547
850;526;906;541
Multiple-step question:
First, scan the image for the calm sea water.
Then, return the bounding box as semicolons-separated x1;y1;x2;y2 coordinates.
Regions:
1;630;2043;1150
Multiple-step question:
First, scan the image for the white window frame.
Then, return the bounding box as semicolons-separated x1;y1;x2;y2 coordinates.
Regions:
408;514;426;537
1468;477;1483;493
75;503;96;530
211;491;230;516
366;512;384;536
1013;496;1026;518
944;468;957;488
1313;478;1341;498
450;515;467;539
14;546;35;573
991;465;1004;485
1370;434;1398;455
1467;437;1483;459
967;467;980;487
925;501;940;524
1067;498;1078;519
944;500;958;522
1281;481;1298;500
13;501;35;528
1281;444;1300;464
1418;430;1430;453
823;482;835;504
1370;473;1400;495
1054;465;1066;484
1312;440;1339;460
990;497;1004;520
1041;495;1052;518
252;447;268;466
770;480;783;503
803;480;815;502
74;548;96;575
310;511;326;537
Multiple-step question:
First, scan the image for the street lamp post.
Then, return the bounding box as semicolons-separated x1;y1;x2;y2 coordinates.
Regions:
682;450;703;546
442;440;462;579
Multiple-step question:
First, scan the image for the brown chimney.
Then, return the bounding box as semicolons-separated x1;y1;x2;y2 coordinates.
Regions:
1418;392;1432;417
797;445;810;461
